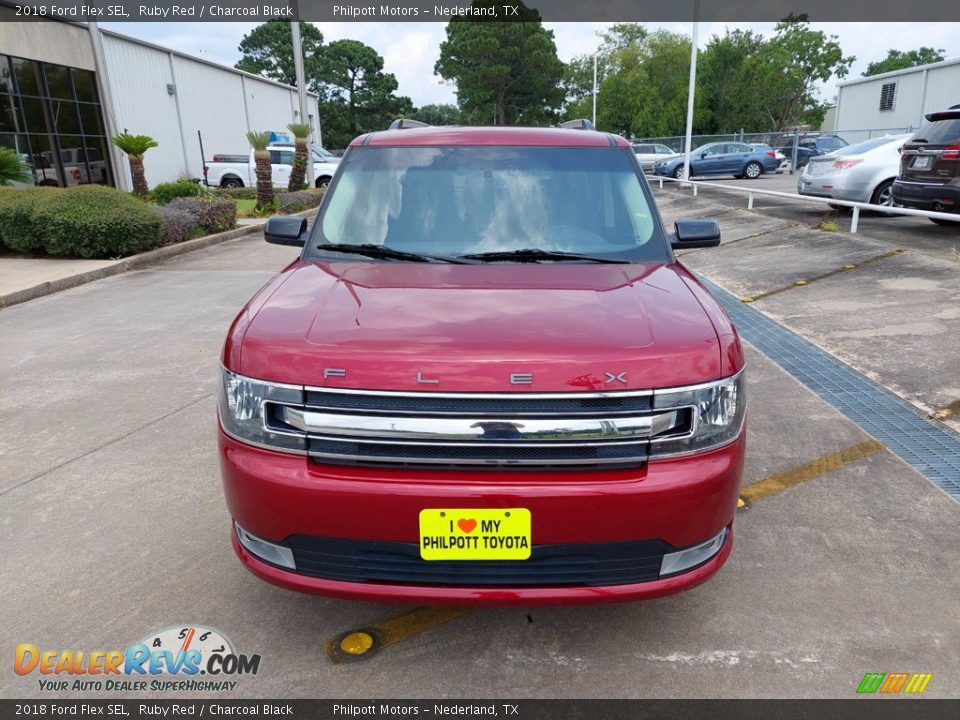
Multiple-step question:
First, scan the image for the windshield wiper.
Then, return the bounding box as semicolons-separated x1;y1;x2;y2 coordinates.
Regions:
315;243;471;264
460;248;629;264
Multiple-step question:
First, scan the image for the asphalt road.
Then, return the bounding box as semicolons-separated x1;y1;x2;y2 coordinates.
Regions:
1;227;958;700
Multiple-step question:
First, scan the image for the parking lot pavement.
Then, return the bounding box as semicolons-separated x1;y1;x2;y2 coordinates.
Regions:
2;232;958;699
655;186;960;433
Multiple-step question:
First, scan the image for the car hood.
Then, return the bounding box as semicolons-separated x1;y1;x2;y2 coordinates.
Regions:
234;262;728;392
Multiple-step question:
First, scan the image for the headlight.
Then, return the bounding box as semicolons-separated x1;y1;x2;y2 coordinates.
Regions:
648;371;746;457
218;368;306;452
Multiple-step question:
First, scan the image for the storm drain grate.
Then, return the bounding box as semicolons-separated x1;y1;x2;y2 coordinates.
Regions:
701;278;960;501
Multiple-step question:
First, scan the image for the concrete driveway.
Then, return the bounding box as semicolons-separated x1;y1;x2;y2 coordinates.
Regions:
1;228;958;700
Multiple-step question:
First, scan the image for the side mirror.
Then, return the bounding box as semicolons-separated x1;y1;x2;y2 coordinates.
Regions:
672;219;721;248
264;217;307;247
700;152;708;158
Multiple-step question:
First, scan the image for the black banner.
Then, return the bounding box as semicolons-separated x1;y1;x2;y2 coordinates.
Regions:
0;700;958;720
1;0;959;22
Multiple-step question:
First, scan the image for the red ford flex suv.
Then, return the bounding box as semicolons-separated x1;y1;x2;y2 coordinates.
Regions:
218;120;745;605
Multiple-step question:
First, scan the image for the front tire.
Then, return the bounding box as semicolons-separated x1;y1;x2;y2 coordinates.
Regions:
673;165;685;180
743;162;762;179
316;176;331;190
221;177;244;189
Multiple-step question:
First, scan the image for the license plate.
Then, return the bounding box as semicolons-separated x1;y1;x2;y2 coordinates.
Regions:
913;155;931;169
419;508;531;561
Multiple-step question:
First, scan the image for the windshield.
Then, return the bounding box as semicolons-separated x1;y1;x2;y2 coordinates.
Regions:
911;117;960;145
311;144;337;161
310;146;668;263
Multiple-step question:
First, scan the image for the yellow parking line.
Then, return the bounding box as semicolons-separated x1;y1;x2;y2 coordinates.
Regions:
931;398;960;422
742;249;905;303
739;439;885;506
325;606;471;664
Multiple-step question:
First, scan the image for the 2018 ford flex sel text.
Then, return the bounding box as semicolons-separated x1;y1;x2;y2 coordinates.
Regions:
218;121;746;605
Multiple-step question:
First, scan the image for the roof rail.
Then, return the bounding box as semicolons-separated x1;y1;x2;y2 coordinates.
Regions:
388;119;430;130
559;119;596;131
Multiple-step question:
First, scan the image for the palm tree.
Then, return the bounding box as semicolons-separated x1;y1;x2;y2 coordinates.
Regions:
287;122;313;192
0;147;33;185
246;131;274;209
111;133;158;196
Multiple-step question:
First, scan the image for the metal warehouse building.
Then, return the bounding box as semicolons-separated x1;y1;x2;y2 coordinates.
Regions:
0;13;321;190
833;57;960;135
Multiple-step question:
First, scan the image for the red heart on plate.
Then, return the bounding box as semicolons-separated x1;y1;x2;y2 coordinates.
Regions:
457;518;477;534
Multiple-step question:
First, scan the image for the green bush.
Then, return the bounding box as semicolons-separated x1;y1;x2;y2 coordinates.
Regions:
157;205;200;246
0;187;57;253
150;179;205;205
0;185;163;258
277;188;324;214
41;185;163;258
167;197;237;234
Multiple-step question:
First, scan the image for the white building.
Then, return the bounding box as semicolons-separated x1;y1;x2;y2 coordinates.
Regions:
833;57;960;138
0;14;322;190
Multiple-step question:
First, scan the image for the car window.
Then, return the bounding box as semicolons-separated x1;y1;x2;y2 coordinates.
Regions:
314;146;668;263
702;144;726;156
818;137;846;150
269;150;295;165
656;145;673;154
912;118;960;145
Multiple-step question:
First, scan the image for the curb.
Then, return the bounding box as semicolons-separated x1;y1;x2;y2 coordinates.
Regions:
0;208;314;310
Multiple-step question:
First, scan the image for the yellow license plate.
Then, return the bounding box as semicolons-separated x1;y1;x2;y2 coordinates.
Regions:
419;508;531;561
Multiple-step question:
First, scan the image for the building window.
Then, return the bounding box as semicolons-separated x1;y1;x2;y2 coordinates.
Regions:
0;54;113;187
879;82;896;112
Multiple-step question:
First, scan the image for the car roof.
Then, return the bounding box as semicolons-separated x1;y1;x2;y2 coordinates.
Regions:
350;126;631;148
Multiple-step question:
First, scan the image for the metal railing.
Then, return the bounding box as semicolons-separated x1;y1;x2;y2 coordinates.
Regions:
651;175;959;233
634;128;913;152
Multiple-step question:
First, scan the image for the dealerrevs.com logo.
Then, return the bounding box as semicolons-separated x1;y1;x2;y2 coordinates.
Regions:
14;625;261;693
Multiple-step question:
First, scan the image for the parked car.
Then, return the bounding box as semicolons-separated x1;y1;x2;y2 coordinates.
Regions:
798;133;912;208
652;141;780;179
204;143;339;189
218;121;745;605
892;105;960;225
632;143;675;170
776;134;848;169
748;143;787;173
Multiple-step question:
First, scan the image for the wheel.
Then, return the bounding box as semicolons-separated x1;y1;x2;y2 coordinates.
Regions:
743;161;762;179
673;165;685;180
316;176;331;190
870;179;895;207
221;177;243;189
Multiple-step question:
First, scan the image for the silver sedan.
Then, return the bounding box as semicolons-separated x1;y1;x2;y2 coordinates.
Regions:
798;133;912;207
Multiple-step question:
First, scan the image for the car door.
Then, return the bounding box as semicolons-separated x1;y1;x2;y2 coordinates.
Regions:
724;144;752;173
269;149;294;188
695;144;727;175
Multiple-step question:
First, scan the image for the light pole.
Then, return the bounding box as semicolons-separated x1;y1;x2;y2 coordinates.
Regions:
291;20;315;187
592;53;598;127
682;0;700;182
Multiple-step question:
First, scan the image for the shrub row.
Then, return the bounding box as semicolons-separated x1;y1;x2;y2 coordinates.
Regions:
150;180;206;205
0;185;162;258
0;186;238;258
209;186;257;200
276;188;325;214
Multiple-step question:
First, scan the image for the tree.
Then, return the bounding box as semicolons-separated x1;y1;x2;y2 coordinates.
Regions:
111;133;158;196
316;39;414;149
864;47;945;76
0;147;32;185
435;0;565;125
413;103;463;126
286;122;312;192
697;29;766;133
235;20;324;88
246;131;274;209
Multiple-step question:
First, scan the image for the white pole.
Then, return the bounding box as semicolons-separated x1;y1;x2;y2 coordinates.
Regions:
682;0;700;182
592;53;598;127
291;21;314;188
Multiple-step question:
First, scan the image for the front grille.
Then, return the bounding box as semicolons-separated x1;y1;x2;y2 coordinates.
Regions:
270;387;693;470
286;535;668;587
304;389;653;417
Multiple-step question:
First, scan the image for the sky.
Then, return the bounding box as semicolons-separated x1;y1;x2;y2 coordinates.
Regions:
102;21;960;109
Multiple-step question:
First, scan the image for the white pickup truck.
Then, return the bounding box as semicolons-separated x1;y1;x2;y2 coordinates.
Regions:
204;143;340;190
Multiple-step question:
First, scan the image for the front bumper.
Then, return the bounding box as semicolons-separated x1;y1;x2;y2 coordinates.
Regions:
218;427;744;605
892;178;960;211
